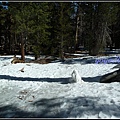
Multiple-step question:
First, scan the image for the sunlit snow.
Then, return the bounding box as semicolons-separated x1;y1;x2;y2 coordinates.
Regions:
0;55;120;118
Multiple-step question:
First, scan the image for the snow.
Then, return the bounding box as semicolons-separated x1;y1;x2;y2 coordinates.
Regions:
0;55;120;118
71;69;84;83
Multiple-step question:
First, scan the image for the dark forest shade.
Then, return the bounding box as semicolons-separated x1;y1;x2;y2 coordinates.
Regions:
0;2;120;60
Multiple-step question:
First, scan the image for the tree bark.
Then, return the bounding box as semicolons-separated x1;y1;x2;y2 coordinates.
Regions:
75;15;79;51
60;35;64;61
21;32;25;61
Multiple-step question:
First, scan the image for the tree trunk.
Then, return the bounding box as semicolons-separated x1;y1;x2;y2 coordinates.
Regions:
59;3;65;62
75;15;79;51
35;54;39;60
60;35;64;61
21;33;25;61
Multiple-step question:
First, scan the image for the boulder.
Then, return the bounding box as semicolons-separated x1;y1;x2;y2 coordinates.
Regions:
100;69;120;83
112;64;120;69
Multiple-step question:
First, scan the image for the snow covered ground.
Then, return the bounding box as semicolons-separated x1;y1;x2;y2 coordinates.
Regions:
0;55;120;118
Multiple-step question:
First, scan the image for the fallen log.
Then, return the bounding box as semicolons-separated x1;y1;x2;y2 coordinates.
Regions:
11;55;25;64
11;59;25;64
100;69;120;83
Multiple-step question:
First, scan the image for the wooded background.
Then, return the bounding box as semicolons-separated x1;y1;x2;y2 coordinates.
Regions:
0;2;120;60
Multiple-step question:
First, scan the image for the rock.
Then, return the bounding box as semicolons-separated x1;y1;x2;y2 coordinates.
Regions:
112;64;120;69
100;69;120;83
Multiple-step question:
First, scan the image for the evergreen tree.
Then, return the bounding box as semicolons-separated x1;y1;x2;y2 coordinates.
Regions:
82;2;118;55
0;2;10;54
8;2;31;61
28;2;51;60
0;2;119;58
74;2;84;51
49;2;75;60
112;3;120;49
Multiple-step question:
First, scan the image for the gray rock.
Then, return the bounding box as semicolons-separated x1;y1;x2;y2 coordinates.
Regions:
100;69;120;83
112;64;120;69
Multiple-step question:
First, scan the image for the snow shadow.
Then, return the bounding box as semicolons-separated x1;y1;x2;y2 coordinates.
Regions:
0;75;71;84
0;96;120;118
0;56;12;61
60;57;96;64
24;56;34;62
82;76;102;83
0;75;102;83
0;105;33;118
61;56;120;65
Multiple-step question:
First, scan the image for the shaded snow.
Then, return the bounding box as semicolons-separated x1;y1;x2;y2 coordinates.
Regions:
0;55;120;118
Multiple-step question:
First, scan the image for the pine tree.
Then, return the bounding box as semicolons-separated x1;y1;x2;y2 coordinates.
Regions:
74;2;84;51
0;2;10;54
49;2;75;60
28;2;51;60
81;2;118;55
8;2;29;61
112;3;120;49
